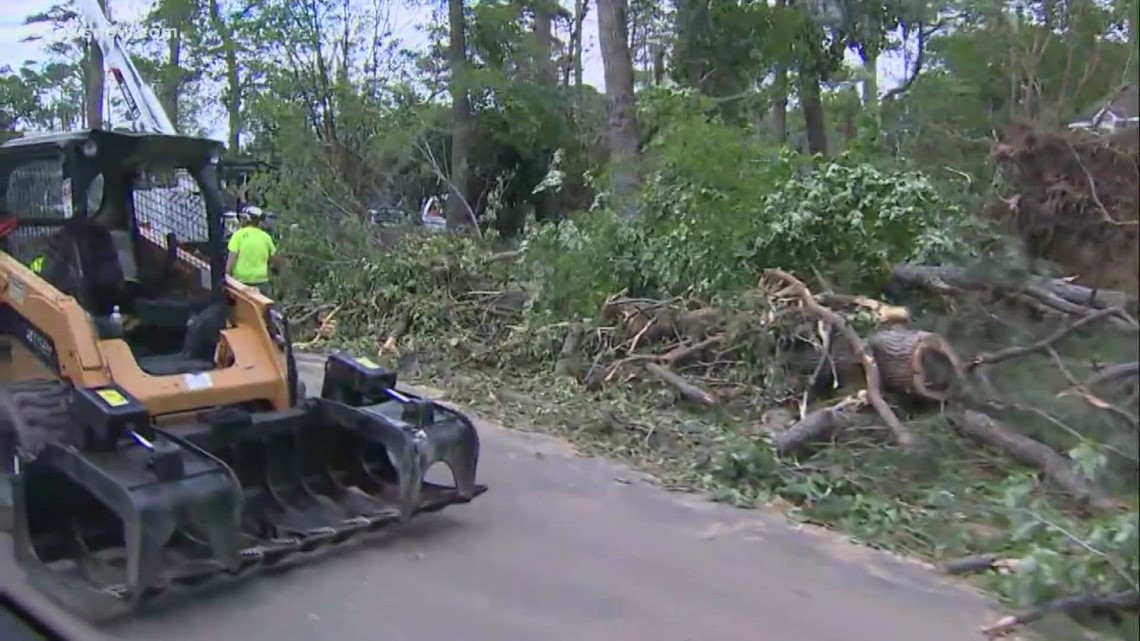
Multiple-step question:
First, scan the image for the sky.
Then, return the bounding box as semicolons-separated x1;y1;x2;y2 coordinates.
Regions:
1;0;906;143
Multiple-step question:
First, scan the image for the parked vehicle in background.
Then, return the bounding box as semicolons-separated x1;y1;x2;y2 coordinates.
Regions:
367;195;447;233
420;195;447;232
368;206;416;226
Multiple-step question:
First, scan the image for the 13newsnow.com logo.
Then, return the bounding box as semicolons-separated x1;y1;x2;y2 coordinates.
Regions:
74;24;178;42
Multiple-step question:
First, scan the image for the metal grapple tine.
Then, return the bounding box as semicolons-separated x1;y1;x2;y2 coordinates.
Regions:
124;505;178;606
422;411;480;498
320;402;423;521
263;433;340;533
295;422;356;515
69;520;127;589
362;423;422;521
155;430;243;573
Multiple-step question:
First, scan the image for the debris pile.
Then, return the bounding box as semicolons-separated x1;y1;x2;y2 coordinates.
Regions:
989;123;1139;294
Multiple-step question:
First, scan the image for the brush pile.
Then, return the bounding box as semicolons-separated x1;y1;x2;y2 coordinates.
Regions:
988;123;1139;295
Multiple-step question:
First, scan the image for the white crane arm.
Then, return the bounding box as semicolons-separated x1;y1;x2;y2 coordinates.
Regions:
74;0;177;135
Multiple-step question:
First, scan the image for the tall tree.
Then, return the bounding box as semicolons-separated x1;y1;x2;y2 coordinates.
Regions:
447;0;474;231
569;0;590;88
147;0;201;129
771;0;790;143
791;0;843;155
84;0;108;129
206;0;246;150
597;0;642;213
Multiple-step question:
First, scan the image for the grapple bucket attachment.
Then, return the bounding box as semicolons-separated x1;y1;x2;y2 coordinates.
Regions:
11;430;242;618
11;356;484;619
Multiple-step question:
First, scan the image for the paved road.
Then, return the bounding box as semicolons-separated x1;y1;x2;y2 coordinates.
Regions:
3;357;996;641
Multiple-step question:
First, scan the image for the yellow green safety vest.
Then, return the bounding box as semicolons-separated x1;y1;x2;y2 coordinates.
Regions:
30;255;44;273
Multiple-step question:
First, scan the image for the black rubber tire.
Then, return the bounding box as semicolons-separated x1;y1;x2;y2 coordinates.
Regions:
0;379;71;533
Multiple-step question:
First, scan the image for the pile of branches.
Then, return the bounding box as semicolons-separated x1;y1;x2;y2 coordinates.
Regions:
288;245;1139;637
596;263;1140;638
988;123;1139;294
885;262;1140;638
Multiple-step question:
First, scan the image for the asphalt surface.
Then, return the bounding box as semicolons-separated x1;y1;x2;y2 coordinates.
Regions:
2;356;997;641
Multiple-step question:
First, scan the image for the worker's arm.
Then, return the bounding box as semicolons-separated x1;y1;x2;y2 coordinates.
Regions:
268;236;283;270
226;231;241;276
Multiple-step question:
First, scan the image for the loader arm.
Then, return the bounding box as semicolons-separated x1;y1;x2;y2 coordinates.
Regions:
74;0;178;135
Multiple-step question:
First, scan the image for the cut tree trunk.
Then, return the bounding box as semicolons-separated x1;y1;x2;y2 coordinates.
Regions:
869;328;963;402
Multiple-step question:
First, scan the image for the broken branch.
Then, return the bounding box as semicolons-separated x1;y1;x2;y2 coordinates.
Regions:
970;307;1126;369
773;391;868;456
948;411;1119;512
981;590;1140;638
942;555;1023;576
644;362;717;406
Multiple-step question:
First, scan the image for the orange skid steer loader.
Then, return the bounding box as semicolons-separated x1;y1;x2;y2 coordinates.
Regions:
0;129;484;620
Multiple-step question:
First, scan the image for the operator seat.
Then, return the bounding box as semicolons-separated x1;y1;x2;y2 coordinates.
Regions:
40;219;227;375
38;218;126;316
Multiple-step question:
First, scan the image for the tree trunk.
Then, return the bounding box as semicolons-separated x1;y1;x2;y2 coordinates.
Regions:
533;0;555;84
651;42;665;86
861;48;879;120
770;0;788;144
1129;0;1139;84
446;0;474;232
597;0;642;214
161;29;183;128
533;0;557;222
208;0;242;151
571;0;590;88
772;65;788;144
798;68;828;155
84;0;107;129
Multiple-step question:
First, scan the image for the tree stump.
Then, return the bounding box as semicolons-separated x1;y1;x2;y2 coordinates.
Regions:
869;328;962;402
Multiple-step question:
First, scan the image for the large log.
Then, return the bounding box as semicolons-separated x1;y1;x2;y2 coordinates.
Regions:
869;328;963;402
889;263;1137;313
772;393;867;456
948;411;1119;511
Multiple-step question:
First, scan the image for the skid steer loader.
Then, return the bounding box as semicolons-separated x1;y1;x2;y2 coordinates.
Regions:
0;129;485;620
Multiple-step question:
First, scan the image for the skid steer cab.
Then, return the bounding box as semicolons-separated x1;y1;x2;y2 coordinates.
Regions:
0;130;484;620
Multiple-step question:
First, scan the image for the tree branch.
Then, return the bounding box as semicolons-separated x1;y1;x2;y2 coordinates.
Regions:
880;20;942;103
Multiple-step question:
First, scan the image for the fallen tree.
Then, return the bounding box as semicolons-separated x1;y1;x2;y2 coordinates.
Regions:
275;146;1139;640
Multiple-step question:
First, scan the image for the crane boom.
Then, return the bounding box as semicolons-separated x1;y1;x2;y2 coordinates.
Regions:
74;0;177;134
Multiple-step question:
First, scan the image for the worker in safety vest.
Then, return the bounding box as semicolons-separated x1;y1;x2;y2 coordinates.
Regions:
30;255;45;273
225;206;281;297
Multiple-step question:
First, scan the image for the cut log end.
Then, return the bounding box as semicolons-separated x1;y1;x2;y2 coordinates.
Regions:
870;329;963;402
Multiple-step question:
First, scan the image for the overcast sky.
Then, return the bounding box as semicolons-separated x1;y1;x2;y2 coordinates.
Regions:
2;0;904;142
